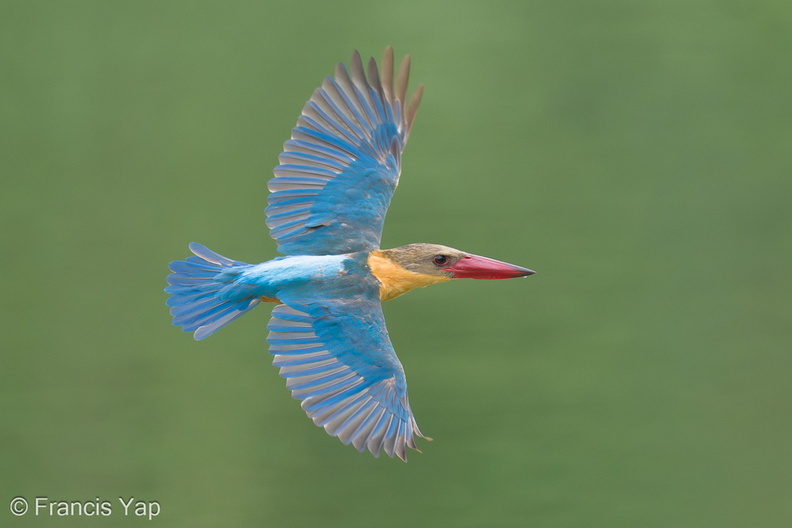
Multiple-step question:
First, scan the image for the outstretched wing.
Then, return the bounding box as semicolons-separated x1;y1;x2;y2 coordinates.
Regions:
266;47;423;256
267;299;427;461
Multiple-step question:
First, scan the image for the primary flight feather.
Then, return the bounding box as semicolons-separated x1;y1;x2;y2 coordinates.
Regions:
166;47;535;461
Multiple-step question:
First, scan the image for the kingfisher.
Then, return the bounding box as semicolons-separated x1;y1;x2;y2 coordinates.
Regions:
166;47;535;461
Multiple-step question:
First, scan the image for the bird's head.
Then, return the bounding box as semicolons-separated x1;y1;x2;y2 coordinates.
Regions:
369;243;535;301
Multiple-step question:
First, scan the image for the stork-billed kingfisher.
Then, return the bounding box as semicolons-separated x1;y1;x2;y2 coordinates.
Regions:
166;47;535;461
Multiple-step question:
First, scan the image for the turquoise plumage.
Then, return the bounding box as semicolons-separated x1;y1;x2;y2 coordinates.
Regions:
166;48;534;461
266;48;421;255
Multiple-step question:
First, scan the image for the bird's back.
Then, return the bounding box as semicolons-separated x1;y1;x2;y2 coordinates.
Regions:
235;252;379;303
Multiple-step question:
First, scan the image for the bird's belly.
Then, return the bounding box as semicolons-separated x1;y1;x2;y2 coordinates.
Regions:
260;295;280;303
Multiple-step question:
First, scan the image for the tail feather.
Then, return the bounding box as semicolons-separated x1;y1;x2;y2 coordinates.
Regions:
165;290;216;307
170;297;221;317
169;260;219;275
189;242;238;266
165;243;260;340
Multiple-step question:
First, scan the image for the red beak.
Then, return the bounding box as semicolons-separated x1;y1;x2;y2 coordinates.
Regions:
443;254;536;280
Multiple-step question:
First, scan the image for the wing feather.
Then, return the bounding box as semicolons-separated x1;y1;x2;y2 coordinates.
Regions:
267;47;423;255
266;301;427;461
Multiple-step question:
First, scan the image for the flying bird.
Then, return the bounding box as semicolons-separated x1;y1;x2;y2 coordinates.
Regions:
166;47;535;461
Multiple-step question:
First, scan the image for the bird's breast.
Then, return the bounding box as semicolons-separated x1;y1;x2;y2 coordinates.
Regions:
367;250;450;302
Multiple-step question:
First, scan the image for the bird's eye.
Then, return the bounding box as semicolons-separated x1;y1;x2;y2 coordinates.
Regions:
432;255;450;266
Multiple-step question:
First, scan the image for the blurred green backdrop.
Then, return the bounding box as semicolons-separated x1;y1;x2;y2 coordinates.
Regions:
2;1;791;527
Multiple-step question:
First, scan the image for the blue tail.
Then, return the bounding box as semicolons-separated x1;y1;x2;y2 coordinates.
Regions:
165;243;260;340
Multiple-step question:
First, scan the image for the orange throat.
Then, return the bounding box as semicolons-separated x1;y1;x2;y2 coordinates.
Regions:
367;250;451;302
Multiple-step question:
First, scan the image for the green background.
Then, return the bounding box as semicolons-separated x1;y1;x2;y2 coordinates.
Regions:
3;1;791;526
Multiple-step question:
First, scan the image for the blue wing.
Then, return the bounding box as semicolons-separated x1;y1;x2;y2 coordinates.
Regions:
266;47;424;256
267;299;427;460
